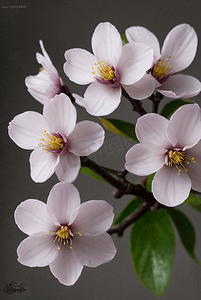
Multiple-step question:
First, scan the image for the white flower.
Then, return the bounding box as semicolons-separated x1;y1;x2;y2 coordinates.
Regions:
14;182;116;286
125;104;201;206
8;93;105;183
64;22;154;116
25;40;65;104
125;24;201;98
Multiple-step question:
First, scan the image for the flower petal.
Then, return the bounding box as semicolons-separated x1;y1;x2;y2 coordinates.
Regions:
125;26;160;62
152;165;191;206
167;103;201;148
68;121;105;156
72;233;116;267
43;93;77;137
15;199;57;235
92;22;122;67
49;246;83;286
72;93;85;107
117;42;153;85
84;82;121;116
8;111;45;149
17;233;59;267
158;74;201;99
136;113;171;152
30;148;59;183
123;73;156;100
72;200;114;237
161;23;198;73
55;151;80;183
64;49;97;84
125;144;165;176
185;141;201;192
47;182;81;225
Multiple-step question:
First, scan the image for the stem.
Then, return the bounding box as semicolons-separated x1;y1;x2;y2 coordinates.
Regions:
148;91;164;113
122;87;147;116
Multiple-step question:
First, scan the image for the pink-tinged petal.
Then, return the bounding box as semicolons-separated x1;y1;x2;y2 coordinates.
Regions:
152;165;191;206
72;200;114;237
43;93;77;137
64;49;97;84
136;113;171;152
125;144;165;176
68;121;105;156
158;74;201;99
123;73;156;100
55;151;80;183
49;246;83;286
161;24;198;73
15;199;57;235
72;233;116;267
92;22;122;67
117;42;154;85
30;148;59;183
125;26;160;62
17;233;59;267
185;141;201;192
167;103;201;148
72;93;85;107
84;82;121;116
47;182;80;225
8;111;45;149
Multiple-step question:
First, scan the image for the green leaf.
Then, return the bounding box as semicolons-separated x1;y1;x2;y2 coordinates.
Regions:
160;99;192;119
80;167;106;182
183;191;201;213
144;173;155;192
99;118;138;142
130;209;175;296
114;197;143;226
167;208;200;266
121;33;128;45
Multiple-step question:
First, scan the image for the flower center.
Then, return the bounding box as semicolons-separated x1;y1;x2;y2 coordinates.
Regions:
40;130;64;152
92;60;116;81
151;56;177;83
168;150;195;175
54;226;69;245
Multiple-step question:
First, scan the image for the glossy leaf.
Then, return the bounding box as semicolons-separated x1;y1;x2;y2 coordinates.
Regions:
144;173;155;192
80;167;106;182
183;191;201;213
130;209;175;296
160;99;192;119
121;33;129;45
99;118;138;142
114;197;143;226
167;208;200;265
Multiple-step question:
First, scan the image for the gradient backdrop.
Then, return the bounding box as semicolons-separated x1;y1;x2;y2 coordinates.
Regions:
1;0;201;299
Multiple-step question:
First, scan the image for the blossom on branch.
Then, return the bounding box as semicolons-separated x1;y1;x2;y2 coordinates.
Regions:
64;22;154;116
8;93;105;183
25;40;66;104
125;104;201;206
14;182;116;286
125;24;201;98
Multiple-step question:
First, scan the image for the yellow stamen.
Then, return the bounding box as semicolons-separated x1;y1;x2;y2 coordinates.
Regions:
153;56;176;78
57;247;60;250
40;130;63;152
54;226;69;245
92;60;115;81
77;232;82;236
168;150;195;175
39;67;45;72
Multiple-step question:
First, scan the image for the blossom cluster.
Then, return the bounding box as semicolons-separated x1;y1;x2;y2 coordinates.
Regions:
8;21;201;286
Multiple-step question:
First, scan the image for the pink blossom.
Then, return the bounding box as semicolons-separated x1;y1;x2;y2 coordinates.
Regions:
25;40;65;104
64;22;154;116
14;182;116;286
125;104;201;206
125;24;201;99
8;93;105;183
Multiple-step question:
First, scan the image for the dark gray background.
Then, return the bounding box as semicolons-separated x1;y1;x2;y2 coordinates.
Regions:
1;0;201;299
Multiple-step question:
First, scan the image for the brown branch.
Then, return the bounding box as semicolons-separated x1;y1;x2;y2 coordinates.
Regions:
148;91;164;113
122;87;147;116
